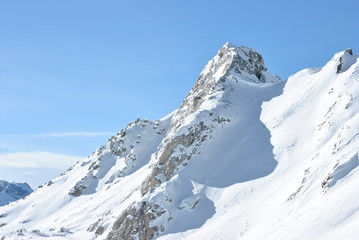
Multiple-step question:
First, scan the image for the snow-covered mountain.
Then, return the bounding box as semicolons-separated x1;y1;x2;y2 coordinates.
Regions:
0;180;33;207
1;43;358;240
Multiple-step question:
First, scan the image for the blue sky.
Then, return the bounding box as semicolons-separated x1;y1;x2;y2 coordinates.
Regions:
1;0;358;188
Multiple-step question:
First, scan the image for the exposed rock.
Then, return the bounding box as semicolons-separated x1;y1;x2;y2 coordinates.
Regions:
337;59;343;73
336;49;354;73
68;181;87;197
287;168;311;201
88;219;105;235
107;201;166;240
346;48;353;56
140;122;210;195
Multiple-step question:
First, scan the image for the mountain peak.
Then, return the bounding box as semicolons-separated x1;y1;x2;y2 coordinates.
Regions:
222;42;262;61
336;48;357;73
344;48;353;56
0;180;33;206
324;48;358;74
198;42;281;86
222;42;255;55
166;43;282;141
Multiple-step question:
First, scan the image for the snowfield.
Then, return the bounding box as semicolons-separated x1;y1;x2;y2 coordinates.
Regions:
0;44;358;240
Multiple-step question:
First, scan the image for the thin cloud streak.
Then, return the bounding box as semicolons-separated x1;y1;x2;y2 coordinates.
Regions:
0;132;113;138
0;151;84;168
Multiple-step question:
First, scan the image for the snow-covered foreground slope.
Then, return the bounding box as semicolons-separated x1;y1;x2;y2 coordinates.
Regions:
0;44;358;240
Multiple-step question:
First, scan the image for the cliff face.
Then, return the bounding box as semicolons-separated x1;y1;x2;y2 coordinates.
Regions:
1;43;359;240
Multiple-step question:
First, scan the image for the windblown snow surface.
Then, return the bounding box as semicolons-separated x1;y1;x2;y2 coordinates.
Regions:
0;43;358;240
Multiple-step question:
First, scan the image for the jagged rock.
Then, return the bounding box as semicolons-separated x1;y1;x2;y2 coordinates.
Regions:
107;201;166;240
346;48;353;56
68;182;87;197
336;48;355;73
88;219;105;235
141;122;210;195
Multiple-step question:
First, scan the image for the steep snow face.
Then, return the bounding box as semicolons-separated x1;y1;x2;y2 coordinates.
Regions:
1;44;358;240
254;49;359;240
0;180;33;206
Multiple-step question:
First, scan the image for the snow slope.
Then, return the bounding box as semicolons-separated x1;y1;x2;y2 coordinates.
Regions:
0;180;33;207
0;44;358;240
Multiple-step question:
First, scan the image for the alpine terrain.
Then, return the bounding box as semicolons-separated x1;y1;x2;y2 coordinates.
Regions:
0;180;33;207
0;43;358;240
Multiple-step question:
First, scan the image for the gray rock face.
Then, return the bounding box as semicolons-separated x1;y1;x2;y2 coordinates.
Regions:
140;121;210;196
337;48;354;73
107;202;166;240
211;42;267;81
88;219;105;236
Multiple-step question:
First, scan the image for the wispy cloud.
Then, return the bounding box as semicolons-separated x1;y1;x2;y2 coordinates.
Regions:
0;131;113;138
0;151;84;168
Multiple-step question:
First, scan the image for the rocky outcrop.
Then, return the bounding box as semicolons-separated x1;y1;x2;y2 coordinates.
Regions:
107;201;166;240
87;219;105;236
337;48;354;73
140;121;210;195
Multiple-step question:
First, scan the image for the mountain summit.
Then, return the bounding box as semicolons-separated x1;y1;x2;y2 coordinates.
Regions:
0;180;33;207
197;42;281;85
1;43;358;240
